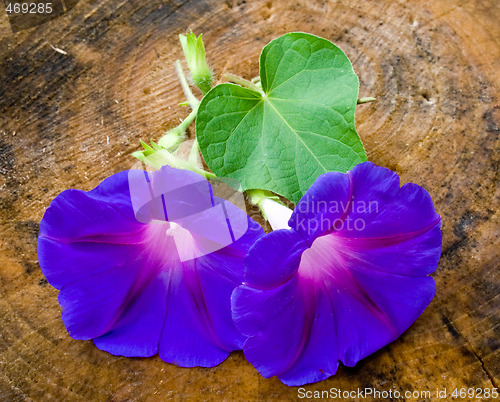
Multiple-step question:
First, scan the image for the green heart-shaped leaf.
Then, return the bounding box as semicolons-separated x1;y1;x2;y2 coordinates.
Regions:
196;32;366;203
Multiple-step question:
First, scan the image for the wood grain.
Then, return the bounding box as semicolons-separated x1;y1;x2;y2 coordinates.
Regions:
0;0;498;400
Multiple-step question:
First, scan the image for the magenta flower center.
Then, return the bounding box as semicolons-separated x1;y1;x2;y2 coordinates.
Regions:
145;220;199;264
298;233;346;283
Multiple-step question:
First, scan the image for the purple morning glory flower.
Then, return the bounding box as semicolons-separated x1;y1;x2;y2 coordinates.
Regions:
232;162;442;386
37;165;264;367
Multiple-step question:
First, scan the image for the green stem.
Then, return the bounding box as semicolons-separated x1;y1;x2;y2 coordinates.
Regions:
357;97;376;104
247;189;270;206
188;165;216;180
176;60;200;108
179;105;198;132
169;153;216;180
157;105;198;150
188;139;201;166
247;189;292;230
137;146;215;180
224;73;263;94
246;189;280;217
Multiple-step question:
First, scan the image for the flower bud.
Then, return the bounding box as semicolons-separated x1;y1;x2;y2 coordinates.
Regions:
158;126;185;150
179;31;213;95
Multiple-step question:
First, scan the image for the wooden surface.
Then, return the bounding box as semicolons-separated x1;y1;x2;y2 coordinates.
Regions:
0;0;499;400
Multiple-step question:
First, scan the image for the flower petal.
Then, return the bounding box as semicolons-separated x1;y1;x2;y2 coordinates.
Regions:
37;238;143;290
289;171;350;243
348;265;436;339
342;160;400;225
232;277;307;378
277;287;339;386
341;181;441;240
39;171;138;242
232;229;340;385
159;263;232;367
289;162;441;245
38;166;264;365
290;161;442;276
58;261;145;340
93;272;169;357
243;229;307;289
235;162;442;385
38;171;145;290
338;223;442;276
157;217;263;367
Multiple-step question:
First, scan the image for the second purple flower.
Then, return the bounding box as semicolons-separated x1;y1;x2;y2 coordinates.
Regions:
232;162;442;385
